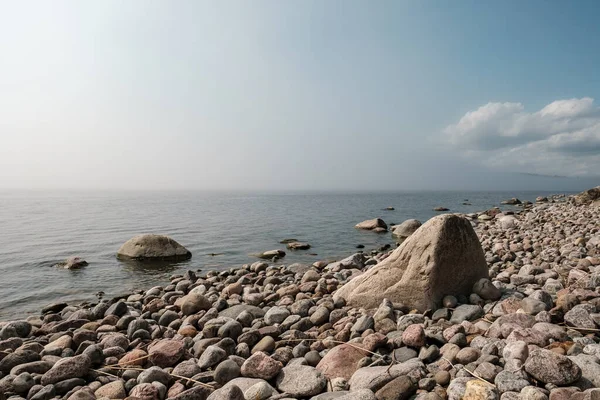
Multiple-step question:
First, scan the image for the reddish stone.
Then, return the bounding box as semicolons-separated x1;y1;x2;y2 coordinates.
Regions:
166;382;186;398
129;383;160;400
118;349;148;367
362;333;387;352
316;343;367;380
241;351;283;380
402;324;425;348
148;339;185;367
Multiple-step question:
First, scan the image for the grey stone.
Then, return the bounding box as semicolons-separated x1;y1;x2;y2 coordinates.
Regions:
521;298;548;315
244;381;275;400
137;366;170;386
198;345;227;370
524;349;581;385
451;305;484;323
494;370;530;393
276;365;327;397
214;359;241;385
569;354;600;388
30;385;57;400
41;354;91;385
264;307;290;325
0;350;40;374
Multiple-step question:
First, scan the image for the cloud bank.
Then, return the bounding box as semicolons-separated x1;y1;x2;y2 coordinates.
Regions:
444;98;600;177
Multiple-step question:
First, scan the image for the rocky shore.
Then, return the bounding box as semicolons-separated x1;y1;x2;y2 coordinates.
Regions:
1;188;600;400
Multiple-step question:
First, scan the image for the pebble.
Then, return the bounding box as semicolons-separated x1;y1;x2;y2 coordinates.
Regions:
524;349;582;386
402;324;426;347
375;375;417;400
276;365;327;396
197;345;227;369
241;351;283;380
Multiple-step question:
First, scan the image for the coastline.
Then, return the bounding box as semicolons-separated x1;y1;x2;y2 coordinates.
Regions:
0;189;599;399
1;190;569;320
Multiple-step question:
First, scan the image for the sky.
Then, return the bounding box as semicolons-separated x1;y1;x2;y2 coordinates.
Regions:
0;0;599;191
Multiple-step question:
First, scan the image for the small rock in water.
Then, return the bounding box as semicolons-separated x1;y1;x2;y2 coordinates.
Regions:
253;249;286;259
355;218;388;231
279;238;299;244
56;256;88;269
287;241;311;250
392;219;422;239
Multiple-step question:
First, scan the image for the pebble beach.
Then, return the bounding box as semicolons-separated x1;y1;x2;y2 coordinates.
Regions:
1;187;600;400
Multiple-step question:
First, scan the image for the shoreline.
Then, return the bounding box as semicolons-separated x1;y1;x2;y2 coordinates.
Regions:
0;188;599;399
1;190;568;321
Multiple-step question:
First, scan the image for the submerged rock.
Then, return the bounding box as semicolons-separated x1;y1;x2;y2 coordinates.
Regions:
287;242;311;250
252;249;286;260
501;198;522;205
355;218;388;231
56;256;88;269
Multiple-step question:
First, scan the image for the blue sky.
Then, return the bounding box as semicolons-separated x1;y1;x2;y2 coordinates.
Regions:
0;1;598;191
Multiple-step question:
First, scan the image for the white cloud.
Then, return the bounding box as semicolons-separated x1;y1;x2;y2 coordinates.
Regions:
444;97;600;176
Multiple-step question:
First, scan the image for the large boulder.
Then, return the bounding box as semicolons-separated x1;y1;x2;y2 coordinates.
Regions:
355;218;387;231
334;214;489;311
392;219;422;239
573;186;600;205
117;234;191;261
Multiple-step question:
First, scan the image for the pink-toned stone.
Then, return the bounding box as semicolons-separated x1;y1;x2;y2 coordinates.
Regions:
506;328;550;347
223;282;243;296
362;333;387;352
402;324;426;348
549;387;581;400
316;343;367;380
241;351;283;380
118;349;148;367
129;383;160;400
276;284;300;297
148;339;185;367
177;325;197;337
166;382;187;398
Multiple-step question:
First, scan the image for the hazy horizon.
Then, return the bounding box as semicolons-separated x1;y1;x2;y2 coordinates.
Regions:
1;1;599;192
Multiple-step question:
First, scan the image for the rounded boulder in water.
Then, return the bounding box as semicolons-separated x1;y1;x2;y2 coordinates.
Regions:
117;234;191;261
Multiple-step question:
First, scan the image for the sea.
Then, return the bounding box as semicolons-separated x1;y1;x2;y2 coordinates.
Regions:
0;190;570;320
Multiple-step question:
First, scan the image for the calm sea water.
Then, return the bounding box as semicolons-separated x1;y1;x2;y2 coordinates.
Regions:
0;190;568;320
